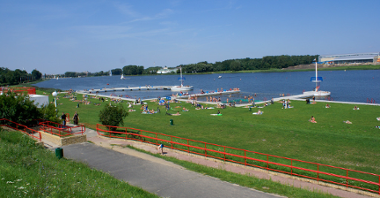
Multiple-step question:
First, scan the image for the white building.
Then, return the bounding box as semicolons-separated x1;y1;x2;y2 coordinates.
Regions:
157;66;178;74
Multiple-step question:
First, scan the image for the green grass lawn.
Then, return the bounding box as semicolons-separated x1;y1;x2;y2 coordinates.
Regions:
47;90;380;175
0;129;158;198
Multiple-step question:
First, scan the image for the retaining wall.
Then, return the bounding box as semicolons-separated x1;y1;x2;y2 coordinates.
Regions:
40;131;86;146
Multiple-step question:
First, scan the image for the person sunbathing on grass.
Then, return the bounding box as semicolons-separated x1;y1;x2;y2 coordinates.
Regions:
325;104;330;108
253;110;263;115
309;116;317;123
343;120;352;124
353;106;360;110
182;107;189;111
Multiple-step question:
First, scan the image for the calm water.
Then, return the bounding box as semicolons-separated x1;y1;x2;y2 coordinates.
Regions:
33;70;380;103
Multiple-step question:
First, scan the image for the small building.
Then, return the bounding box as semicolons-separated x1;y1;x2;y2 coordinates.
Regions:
29;94;49;108
157;66;178;74
319;52;380;65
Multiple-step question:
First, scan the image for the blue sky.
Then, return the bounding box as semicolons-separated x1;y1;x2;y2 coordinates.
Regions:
1;0;379;74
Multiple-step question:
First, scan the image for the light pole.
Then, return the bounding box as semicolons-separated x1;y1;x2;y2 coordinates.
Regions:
52;91;57;107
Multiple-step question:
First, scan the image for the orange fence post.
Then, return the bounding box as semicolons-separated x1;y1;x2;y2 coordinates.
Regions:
346;170;349;187
205;143;207;157
244;150;246;165
291;159;293;175
317;164;319;181
266;155;269;170
225;147;227;162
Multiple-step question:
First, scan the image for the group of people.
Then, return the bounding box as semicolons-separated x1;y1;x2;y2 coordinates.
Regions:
309;105;363;124
282;99;292;109
61;112;79;126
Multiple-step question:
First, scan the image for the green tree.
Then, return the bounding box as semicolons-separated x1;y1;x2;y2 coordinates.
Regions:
99;104;128;130
32;69;42;80
40;103;60;123
0;91;42;125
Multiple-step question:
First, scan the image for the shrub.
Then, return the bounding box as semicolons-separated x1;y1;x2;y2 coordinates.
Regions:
0;91;42;125
99;104;128;130
40;103;60;123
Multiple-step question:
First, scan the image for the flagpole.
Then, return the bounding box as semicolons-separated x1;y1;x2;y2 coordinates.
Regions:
315;58;318;90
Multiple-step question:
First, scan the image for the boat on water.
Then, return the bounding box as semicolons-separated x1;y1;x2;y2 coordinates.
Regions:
120;74;126;80
305;59;331;97
171;66;193;91
218;76;222;79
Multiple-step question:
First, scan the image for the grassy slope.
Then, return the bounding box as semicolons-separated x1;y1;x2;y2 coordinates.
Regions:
0;130;158;198
48;90;380;176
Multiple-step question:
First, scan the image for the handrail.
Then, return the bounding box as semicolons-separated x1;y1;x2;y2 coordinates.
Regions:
96;123;380;194
0;118;41;141
39;120;85;137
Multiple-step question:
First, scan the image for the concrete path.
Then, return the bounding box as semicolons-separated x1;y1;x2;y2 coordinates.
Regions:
62;142;280;198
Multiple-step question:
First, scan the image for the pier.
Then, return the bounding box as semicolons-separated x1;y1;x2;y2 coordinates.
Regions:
76;86;173;94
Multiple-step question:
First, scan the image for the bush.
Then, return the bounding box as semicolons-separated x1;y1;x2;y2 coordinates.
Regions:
40;103;60;123
99;104;128;130
0;91;42;125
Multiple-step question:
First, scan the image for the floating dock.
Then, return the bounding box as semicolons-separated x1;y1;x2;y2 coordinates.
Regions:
172;89;241;99
76;86;174;94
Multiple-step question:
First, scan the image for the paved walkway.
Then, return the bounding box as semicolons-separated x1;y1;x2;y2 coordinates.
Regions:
52;128;377;198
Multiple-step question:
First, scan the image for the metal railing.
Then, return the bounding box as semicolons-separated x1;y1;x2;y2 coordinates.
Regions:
39;121;85;137
96;124;380;194
0;87;36;94
0;118;41;141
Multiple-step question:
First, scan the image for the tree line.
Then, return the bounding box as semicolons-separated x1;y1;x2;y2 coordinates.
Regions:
63;55;317;77
0;67;42;86
1;55;318;83
180;55;317;73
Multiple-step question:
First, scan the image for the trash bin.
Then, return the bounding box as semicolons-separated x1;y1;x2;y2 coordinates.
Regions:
170;119;173;125
55;148;63;159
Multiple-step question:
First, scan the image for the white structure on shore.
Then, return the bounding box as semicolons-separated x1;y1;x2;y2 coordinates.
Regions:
157;66;178;74
319;52;380;65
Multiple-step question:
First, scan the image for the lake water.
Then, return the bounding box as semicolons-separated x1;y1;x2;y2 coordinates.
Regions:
33;70;380;103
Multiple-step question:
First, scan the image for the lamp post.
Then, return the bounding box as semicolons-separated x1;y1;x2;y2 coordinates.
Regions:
52;91;57;107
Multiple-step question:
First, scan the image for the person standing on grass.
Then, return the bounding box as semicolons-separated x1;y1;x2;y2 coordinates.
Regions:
61;112;67;126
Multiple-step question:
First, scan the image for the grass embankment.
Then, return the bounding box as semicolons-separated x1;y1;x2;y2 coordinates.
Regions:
0;129;158;197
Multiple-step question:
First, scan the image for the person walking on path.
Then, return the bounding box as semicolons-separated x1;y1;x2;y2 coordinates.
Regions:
157;143;164;154
61;112;67;126
73;112;79;125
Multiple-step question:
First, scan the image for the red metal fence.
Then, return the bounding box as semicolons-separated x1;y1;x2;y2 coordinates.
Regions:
39;121;85;137
96;124;380;194
0;118;41;141
0;87;36;94
0;118;85;139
